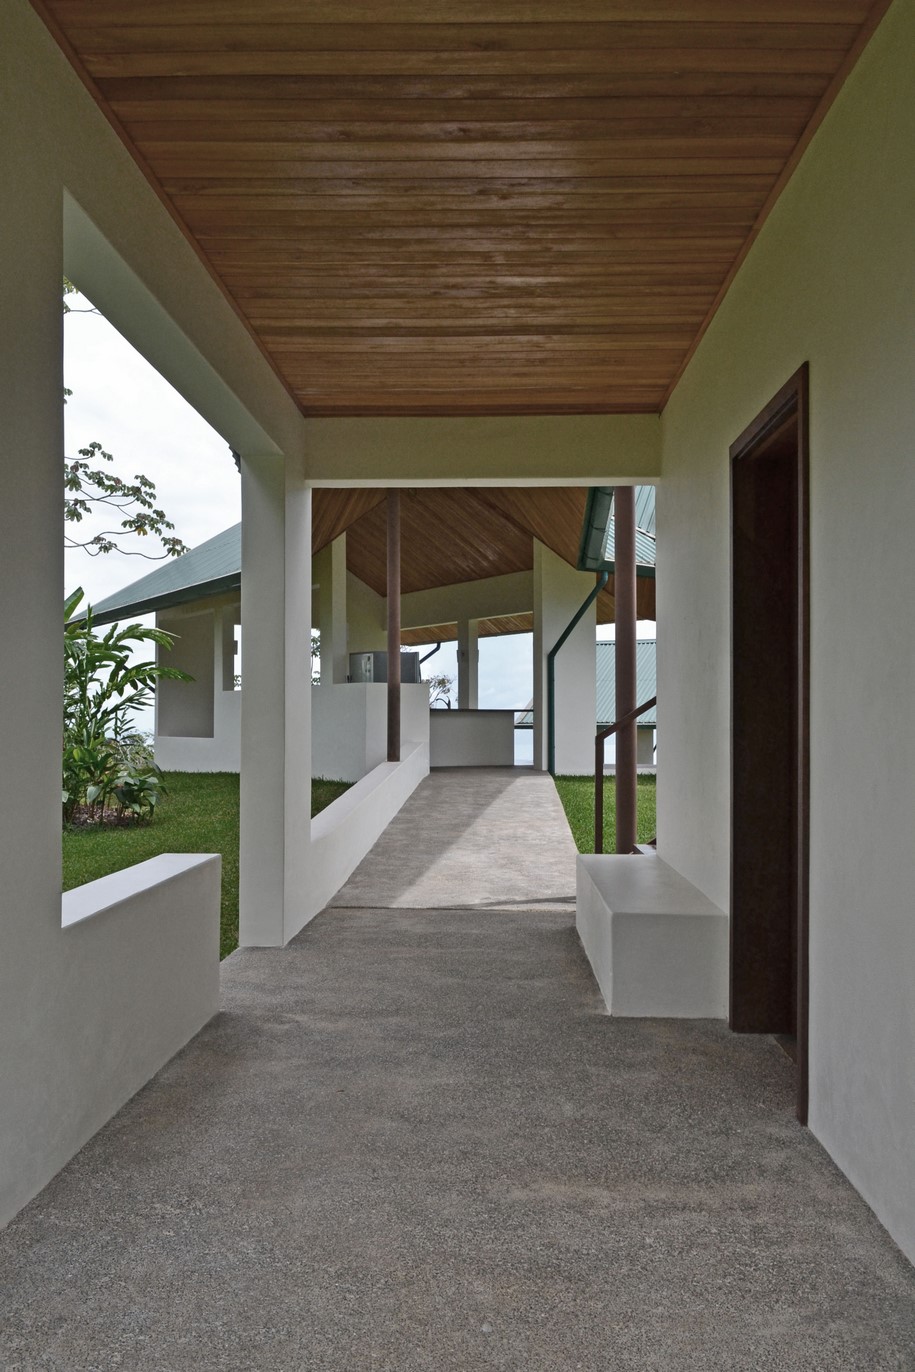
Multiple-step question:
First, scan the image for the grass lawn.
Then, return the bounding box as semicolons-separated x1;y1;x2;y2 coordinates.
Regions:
554;774;657;854
62;773;351;959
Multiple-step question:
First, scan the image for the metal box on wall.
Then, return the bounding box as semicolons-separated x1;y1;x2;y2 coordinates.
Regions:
348;651;420;684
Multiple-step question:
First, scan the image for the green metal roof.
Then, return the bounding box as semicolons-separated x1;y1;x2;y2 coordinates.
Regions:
86;523;241;625
596;639;657;727
514;638;656;729
578;485;656;573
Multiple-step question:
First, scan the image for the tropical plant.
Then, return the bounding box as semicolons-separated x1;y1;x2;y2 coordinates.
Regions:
427;671;455;708
63;589;191;824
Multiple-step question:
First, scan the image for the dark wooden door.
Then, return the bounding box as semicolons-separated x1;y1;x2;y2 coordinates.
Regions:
730;366;809;1122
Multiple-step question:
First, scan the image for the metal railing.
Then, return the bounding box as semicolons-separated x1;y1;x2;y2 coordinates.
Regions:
594;696;657;853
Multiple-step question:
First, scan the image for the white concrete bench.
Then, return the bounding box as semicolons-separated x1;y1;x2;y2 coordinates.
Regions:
576;854;728;1017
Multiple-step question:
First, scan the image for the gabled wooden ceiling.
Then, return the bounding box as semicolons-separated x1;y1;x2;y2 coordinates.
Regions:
36;2;889;416
315;486;656;625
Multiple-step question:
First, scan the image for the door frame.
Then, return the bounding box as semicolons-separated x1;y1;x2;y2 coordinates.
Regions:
729;363;810;1123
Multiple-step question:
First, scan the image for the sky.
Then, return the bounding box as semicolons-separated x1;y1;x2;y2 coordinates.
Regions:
64;292;240;610
64;292;654;754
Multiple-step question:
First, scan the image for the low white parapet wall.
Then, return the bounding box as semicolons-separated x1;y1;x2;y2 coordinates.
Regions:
576;853;728;1017
429;708;515;767
5;854;225;1226
304;741;429;927
312;683;429;783
156;688;241;773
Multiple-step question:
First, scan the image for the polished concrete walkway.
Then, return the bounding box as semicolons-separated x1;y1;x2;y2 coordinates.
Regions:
2;773;915;1369
331;767;578;909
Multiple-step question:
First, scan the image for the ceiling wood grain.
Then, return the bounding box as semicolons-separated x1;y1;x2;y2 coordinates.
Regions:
36;1;889;414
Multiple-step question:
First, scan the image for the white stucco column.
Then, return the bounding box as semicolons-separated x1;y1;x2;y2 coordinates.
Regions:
315;532;348;684
239;454;313;945
532;540;597;774
456;618;480;709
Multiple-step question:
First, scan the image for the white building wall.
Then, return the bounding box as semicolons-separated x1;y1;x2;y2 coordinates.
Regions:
312;684;429;783
532;540;598;775
157;608;216;738
155;600;242;772
658;0;915;1262
347;571;387;655
0;0;234;1226
315;534;348;684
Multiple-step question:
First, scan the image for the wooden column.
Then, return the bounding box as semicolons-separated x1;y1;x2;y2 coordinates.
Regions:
387;489;401;762
614;486;637;854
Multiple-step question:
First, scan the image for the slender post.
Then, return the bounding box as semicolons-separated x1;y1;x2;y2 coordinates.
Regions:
614;486;637;853
387;489;401;762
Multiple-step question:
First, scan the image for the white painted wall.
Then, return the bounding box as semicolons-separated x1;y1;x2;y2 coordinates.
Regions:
154;598;243;770
304;414;660;486
157;608;216;738
156;690;242;773
658;0;915;1262
347;571;387;654
239;455;313;947
308;742;430;917
532;540;598;774
0;0;232;1228
315;534;348;684
313;683;430;783
401;570;532;632
430;710;515;768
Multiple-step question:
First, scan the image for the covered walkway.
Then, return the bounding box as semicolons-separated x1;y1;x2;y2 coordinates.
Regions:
331;767;578;910
2;773;914;1369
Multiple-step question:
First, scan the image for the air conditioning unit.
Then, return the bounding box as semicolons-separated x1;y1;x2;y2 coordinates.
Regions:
348;651;420;685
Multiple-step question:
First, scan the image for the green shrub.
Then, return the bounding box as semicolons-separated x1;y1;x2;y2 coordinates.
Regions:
63;589;190;826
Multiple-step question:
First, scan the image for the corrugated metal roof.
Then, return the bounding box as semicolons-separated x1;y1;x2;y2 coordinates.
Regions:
601;486;656;566
635;484;656;537
596;639;657;727
87;523;241;624
514;640;656;729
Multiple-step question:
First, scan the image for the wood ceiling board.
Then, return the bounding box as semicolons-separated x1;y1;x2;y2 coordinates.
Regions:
312;487;386;553
401;612;536;645
400;623;459;646
37;1;888;416
47;3;874;23
346;489;534;596
66;22;862;57
340;487;601;596
93;73;839;101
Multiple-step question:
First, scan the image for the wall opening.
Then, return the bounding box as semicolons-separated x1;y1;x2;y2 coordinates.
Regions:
730;364;809;1122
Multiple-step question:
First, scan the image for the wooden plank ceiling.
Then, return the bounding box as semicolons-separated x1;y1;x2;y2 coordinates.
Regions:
401;615;534;647
37;1;888;416
314;486;656;627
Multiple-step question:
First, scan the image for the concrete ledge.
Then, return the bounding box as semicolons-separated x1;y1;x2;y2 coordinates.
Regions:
300;741;429;934
0;855;222;1228
576;854;728;1017
430;709;515;767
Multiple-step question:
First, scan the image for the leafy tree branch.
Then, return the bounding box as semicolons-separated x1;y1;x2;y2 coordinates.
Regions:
65;441;190;559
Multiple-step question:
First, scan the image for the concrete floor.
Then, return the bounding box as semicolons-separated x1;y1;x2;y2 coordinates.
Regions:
331;767;579;909
2;774;915;1369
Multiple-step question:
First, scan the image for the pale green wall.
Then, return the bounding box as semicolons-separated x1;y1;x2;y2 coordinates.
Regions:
303;413;660;485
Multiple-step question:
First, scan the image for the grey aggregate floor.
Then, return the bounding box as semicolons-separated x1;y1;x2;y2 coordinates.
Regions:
2;774;915;1370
